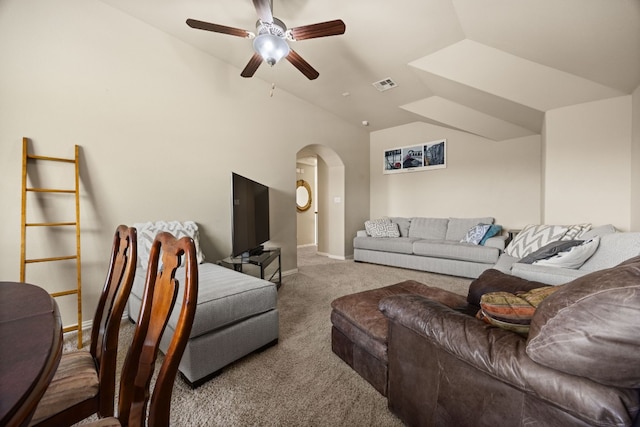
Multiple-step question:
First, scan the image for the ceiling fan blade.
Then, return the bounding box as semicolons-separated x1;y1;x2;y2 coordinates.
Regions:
186;18;251;38
289;19;346;41
241;53;263;78
252;0;273;23
286;49;319;80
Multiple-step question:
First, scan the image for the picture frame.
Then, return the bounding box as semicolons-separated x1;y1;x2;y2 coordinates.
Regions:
383;139;446;174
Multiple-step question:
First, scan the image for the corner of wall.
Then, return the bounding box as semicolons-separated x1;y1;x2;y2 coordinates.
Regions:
631;86;640;231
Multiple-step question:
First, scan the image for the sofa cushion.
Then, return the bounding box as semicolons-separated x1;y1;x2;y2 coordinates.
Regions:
408;218;449;240
477;286;560;335
390;217;411;237
460;224;492;245
580;224;616;239
504;224;569;258
578;232;640;272
532;237;599;269
526;256;640;388
445;217;494;241
353;236;417;254
131;263;277;339
412;241;500;264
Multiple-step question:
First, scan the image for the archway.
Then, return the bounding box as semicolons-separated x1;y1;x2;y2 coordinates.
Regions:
296;144;346;259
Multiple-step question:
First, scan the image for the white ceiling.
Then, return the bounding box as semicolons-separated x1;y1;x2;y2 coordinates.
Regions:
99;0;640;138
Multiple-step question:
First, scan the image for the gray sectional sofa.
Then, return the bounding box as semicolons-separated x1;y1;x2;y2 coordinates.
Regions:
495;226;640;285
353;217;507;279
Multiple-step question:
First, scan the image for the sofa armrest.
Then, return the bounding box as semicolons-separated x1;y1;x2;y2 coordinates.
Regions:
484;235;507;251
356;229;368;237
380;294;637;424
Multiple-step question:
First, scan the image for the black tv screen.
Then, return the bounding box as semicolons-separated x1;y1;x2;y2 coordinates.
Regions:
231;173;270;257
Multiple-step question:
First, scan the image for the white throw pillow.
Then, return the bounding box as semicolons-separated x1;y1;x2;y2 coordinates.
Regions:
460;224;491;245
504;224;569;258
533;237;600;269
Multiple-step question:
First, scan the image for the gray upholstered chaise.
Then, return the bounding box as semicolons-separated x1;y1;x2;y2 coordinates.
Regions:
128;221;279;387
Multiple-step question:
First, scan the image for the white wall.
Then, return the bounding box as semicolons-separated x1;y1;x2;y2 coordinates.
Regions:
0;0;369;325
544;96;633;230
369;122;542;230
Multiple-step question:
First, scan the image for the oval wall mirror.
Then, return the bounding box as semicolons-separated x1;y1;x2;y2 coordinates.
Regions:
296;179;312;212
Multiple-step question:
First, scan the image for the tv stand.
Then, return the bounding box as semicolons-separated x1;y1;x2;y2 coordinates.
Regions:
219;248;281;288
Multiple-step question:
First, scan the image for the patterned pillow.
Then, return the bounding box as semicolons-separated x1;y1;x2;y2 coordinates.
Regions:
560;223;592;241
133;220;205;267
364;218;389;236
477;286;561;335
504;224;569;258
480;224;502;245
365;219;400;238
460;224;491;245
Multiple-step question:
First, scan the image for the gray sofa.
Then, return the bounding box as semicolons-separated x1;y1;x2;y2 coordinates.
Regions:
353;217;507;279
495;226;640;285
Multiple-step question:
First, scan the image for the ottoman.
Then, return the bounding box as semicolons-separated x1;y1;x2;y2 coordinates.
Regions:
128;262;279;387
330;280;468;396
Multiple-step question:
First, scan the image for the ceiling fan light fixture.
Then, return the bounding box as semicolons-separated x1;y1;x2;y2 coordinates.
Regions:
253;33;289;66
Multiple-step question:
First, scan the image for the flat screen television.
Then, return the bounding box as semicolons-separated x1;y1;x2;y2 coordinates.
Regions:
231;172;270;257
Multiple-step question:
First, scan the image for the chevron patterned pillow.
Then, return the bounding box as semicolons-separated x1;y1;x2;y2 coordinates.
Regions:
133;220;205;267
505;224;568;259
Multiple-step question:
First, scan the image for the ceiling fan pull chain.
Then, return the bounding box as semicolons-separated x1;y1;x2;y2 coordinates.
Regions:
270;83;276;97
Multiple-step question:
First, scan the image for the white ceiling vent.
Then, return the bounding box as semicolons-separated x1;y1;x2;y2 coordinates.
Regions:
372;78;398;92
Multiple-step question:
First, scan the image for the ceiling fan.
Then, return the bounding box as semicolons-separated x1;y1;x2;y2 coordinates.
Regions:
186;0;345;80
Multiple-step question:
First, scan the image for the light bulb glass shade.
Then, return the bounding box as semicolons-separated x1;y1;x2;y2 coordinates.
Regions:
253;34;290;66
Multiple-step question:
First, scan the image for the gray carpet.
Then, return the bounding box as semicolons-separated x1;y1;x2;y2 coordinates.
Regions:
71;246;471;426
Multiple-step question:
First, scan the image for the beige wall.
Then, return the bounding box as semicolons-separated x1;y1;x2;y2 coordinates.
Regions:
296;162;316;246
369;122;542;230
0;0;369;325
544;96;633;230
632;86;640;231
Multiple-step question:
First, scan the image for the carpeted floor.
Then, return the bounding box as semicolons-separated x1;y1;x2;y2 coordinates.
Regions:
71;246;472;426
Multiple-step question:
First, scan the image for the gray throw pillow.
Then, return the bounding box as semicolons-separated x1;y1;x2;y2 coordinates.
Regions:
519;240;584;264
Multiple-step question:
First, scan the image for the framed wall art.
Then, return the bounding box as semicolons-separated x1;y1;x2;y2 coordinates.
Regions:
383;139;446;174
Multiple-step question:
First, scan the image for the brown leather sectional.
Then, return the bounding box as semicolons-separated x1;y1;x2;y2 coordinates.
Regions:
331;257;640;426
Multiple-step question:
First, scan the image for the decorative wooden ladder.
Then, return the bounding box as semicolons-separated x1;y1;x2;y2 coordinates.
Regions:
20;137;83;348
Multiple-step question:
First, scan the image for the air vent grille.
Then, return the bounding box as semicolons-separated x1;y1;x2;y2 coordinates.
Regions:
372;78;398;92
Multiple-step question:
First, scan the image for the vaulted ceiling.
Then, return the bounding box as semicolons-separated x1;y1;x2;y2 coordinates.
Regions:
99;0;640;138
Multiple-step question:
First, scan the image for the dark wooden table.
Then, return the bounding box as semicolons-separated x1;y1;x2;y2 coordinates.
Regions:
0;282;63;427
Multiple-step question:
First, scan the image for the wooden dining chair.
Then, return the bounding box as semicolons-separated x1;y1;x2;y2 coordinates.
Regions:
30;225;138;427
84;231;198;427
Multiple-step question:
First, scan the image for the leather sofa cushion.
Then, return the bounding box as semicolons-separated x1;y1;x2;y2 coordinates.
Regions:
527;255;640;388
352;236;417;254
413;240;500;264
